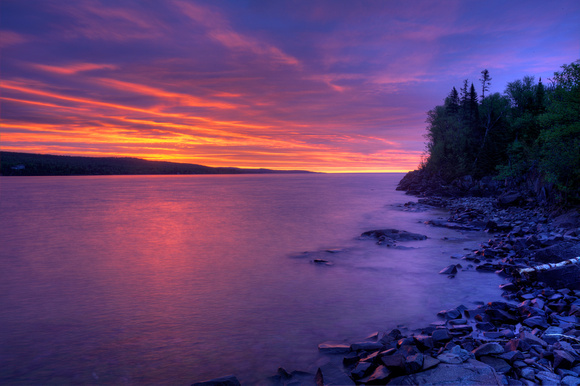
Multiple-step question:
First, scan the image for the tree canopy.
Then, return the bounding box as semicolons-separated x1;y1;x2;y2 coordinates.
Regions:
421;60;580;203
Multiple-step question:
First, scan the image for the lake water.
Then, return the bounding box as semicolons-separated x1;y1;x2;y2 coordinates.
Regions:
0;174;507;384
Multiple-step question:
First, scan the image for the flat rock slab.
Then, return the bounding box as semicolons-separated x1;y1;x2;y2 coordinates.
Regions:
318;342;351;354
388;359;502;385
361;229;428;242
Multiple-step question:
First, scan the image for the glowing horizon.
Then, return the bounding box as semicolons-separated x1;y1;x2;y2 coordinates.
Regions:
1;1;578;173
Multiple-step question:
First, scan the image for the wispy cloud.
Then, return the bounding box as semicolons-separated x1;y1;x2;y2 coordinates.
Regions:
1;0;578;172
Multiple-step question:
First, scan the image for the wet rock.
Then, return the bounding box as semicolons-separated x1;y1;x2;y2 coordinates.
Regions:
318;342;351;354
380;353;406;373
388;359;503;385
413;335;434;351
439;264;459;275
431;328;452;345
351;342;383;352
315;364;355;385
268;368;315;386
472;343;505;358
350;361;372;379
478;356;511;373
361;229;427;246
359;365;390;384
437;308;462;320
404;353;424;374
192;375;241;386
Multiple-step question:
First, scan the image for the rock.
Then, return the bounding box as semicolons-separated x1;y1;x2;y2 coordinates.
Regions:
478;356;511;373
472;343;505;358
522;315;549;329
554;350;577;370
562;376;580;386
437;346;472;364
437;309;462;320
543;326;565;344
192;375;241;386
361;229;427;245
535;371;561;385
413;335;434;351
520;366;536;381
519;331;548;348
499;350;525;364
350;361;372;379
358;365;390;384
498;192;521;207
387;359;503;385
315;364;355;385
351;342;383;352
475;322;496;331
318;342;351;354
423;355;440;370
404;353;424;374
485;309;518;325
268;368;315;386
439;264;459;275
505;339;531;352
380;353;406;373
432;328;452;344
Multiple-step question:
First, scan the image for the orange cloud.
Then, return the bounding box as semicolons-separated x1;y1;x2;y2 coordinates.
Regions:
33;63;118;74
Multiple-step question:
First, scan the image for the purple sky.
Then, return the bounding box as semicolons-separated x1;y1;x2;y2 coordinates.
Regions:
1;0;578;172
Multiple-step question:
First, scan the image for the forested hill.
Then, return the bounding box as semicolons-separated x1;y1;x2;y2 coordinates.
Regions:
0;152;313;176
405;60;579;203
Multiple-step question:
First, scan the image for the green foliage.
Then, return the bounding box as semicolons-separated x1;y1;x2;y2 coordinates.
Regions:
422;60;580;203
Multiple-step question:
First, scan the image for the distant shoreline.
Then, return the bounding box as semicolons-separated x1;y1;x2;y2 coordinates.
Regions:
0;151;314;176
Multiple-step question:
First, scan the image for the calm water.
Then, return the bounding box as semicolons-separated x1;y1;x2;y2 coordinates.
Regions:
0;174;507;384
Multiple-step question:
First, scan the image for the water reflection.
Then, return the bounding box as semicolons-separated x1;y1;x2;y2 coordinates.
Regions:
0;174;506;384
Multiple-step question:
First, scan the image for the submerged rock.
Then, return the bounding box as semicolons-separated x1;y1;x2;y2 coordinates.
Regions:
361;229;427;246
191;375;241;386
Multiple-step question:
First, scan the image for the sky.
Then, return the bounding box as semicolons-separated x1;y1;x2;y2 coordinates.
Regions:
1;0;579;172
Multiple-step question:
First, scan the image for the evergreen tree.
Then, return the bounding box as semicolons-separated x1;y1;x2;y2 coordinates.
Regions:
479;69;492;100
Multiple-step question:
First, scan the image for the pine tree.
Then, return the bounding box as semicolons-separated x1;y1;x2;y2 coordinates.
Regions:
480;69;492;100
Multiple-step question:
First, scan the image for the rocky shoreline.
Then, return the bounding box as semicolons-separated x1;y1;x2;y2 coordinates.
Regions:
194;180;580;386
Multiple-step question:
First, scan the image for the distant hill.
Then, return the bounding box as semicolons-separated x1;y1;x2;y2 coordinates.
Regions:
0;151;313;176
